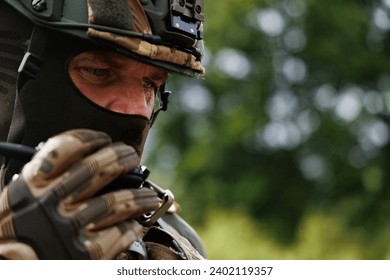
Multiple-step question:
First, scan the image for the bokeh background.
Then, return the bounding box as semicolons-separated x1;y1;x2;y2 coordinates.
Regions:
143;0;390;259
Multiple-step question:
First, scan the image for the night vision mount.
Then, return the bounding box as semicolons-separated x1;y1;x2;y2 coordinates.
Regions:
8;0;204;57
142;0;204;50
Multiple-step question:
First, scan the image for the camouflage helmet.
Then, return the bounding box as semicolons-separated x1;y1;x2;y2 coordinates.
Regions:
4;0;205;77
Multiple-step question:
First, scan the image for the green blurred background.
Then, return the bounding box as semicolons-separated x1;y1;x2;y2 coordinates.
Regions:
144;0;390;259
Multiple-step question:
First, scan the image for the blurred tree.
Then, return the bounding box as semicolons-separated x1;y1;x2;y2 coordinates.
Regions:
145;0;390;256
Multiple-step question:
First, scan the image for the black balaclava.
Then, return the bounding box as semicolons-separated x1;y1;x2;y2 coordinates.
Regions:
1;28;151;185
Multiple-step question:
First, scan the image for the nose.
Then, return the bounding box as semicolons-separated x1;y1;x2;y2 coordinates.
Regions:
105;80;154;117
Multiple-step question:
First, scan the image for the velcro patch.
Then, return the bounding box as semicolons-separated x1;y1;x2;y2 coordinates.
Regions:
87;0;135;30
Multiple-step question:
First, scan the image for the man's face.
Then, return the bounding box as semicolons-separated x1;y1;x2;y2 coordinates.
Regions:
68;51;168;119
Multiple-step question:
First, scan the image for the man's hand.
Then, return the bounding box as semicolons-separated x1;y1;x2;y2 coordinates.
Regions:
0;129;160;259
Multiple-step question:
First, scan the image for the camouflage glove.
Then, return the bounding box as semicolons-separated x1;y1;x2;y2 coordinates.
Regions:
0;129;160;259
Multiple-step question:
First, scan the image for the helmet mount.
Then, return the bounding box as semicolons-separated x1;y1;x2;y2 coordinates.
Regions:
5;0;205;76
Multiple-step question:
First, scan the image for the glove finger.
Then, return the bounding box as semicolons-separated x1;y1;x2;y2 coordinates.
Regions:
0;215;15;240
0;187;10;219
51;142;139;201
22;129;111;186
0;240;38;260
87;189;160;230
60;188;159;229
0;188;18;240
23;142;138;200
63;143;139;202
83;220;143;260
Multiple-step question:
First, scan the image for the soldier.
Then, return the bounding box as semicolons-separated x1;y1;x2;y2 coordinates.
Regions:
0;0;206;259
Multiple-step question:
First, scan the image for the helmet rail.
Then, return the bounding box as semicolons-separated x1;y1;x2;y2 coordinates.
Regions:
5;0;205;76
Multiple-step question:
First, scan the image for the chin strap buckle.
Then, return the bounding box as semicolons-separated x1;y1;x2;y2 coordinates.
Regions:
18;52;42;80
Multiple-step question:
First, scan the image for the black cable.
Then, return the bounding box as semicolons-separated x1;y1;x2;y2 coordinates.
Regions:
0;142;35;162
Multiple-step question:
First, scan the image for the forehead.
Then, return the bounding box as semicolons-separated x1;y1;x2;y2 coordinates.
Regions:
71;50;168;80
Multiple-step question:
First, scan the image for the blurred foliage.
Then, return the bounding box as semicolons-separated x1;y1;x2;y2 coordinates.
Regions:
199;208;390;259
144;0;390;258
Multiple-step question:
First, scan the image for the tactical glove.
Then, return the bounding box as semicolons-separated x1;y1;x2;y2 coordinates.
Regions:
0;129;160;259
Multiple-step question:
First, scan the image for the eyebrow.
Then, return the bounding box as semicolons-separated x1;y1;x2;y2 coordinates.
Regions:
148;71;168;83
72;52;110;67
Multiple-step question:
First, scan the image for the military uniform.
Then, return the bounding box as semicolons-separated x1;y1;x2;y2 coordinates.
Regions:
0;0;206;260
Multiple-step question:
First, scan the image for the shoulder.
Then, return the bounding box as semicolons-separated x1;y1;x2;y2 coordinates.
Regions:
159;212;207;258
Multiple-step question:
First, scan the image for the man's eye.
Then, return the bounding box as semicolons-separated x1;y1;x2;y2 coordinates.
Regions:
85;68;109;77
143;80;156;89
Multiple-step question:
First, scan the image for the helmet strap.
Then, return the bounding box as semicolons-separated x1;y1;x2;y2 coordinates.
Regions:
17;25;48;86
150;84;171;126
